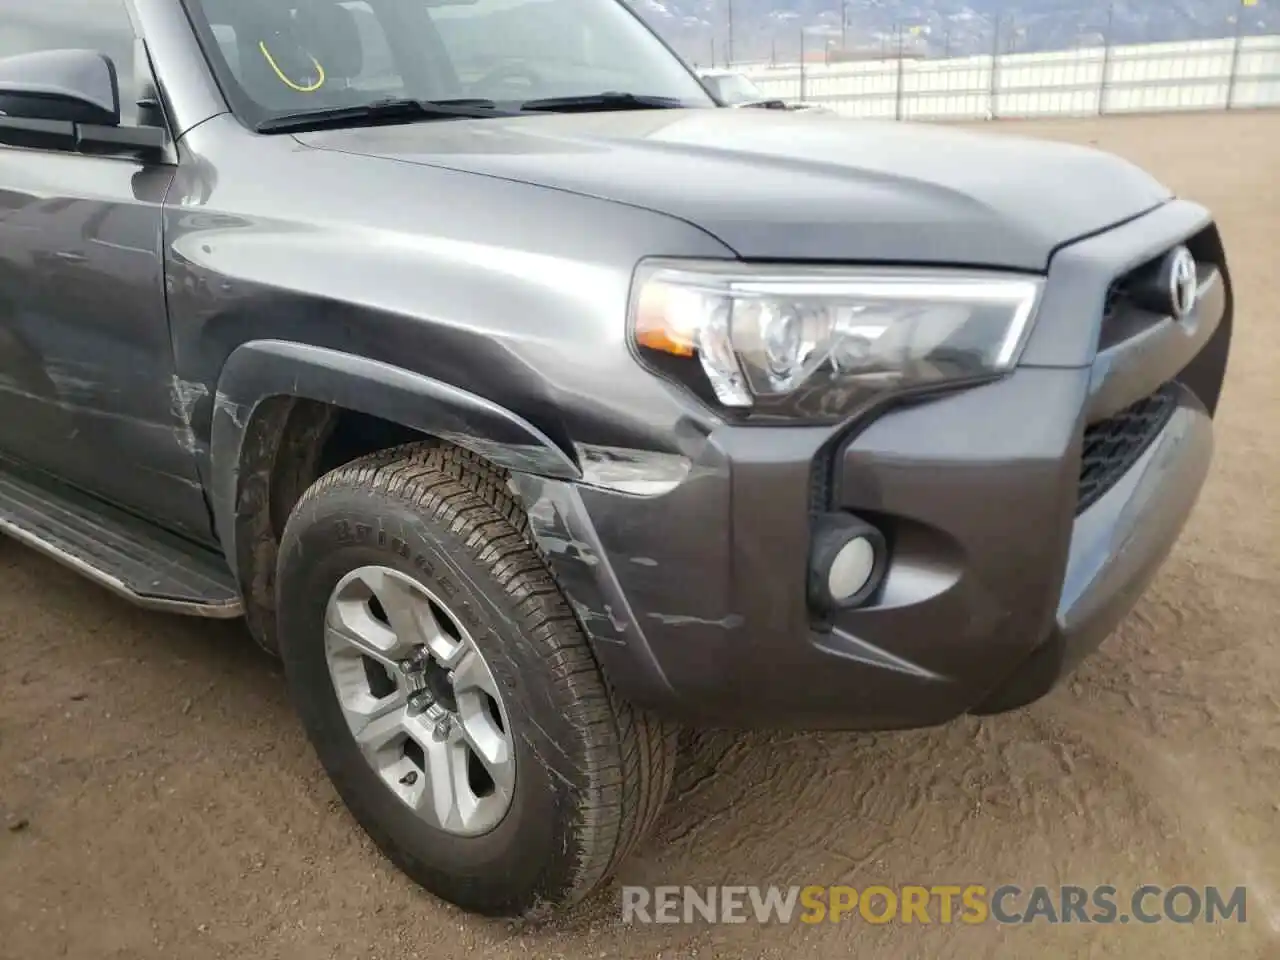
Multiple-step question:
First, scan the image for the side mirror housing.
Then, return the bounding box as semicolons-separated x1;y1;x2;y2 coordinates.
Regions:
0;49;122;127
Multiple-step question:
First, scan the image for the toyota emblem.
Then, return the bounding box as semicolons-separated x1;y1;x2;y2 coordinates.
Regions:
1168;246;1198;320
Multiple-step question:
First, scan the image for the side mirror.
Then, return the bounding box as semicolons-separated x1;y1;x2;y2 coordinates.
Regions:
0;49;122;127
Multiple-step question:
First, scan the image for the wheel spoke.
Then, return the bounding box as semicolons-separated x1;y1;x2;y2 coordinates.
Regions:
348;686;406;723
455;690;515;797
421;612;465;668
446;739;484;830
450;647;499;699
409;717;463;829
326;628;405;721
353;704;408;761
426;634;465;669
326;609;411;671
361;569;436;648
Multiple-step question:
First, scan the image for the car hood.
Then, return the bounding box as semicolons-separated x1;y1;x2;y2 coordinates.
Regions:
294;108;1172;271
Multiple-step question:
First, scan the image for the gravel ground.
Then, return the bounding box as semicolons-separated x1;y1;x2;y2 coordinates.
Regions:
1;111;1278;960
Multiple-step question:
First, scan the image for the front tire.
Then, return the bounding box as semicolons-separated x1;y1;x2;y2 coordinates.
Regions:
275;443;676;919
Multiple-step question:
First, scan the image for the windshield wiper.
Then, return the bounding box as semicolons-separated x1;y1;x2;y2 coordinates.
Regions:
256;98;516;133
518;92;687;113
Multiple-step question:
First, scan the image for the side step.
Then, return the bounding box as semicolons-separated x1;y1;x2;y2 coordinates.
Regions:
0;466;242;618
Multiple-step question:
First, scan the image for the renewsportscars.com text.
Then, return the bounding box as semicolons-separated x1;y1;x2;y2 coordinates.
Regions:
621;884;1248;925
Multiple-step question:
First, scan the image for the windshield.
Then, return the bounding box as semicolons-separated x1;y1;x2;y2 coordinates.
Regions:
183;0;715;126
707;73;765;104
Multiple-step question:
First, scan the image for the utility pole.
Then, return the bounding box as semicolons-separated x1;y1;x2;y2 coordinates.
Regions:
990;10;1001;118
726;0;734;66
895;23;905;119
841;0;847;52
1099;0;1114;114
799;28;806;100
1228;0;1246;109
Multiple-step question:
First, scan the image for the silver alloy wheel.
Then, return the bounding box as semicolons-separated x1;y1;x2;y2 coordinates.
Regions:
323;565;515;836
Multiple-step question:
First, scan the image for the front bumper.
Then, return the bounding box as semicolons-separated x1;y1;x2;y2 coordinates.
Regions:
512;200;1232;731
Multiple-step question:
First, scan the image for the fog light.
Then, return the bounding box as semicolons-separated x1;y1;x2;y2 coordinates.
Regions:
828;536;875;601
809;513;888;612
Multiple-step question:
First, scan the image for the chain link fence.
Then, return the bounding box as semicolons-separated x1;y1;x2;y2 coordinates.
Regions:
738;34;1280;118
651;0;1279;119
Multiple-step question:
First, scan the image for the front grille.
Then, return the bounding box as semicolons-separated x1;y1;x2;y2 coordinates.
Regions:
1101;275;1128;325
1100;249;1148;325
1099;225;1222;349
1077;385;1178;514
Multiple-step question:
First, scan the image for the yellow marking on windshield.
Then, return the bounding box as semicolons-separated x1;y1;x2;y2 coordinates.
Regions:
259;42;326;92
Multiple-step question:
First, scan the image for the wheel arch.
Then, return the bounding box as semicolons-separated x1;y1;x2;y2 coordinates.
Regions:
209;339;583;652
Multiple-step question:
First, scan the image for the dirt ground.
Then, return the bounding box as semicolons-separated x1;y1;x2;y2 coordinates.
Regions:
1;111;1278;960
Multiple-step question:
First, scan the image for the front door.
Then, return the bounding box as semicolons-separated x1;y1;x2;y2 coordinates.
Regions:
0;0;214;542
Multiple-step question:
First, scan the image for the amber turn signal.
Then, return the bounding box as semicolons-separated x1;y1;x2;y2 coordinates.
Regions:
633;280;697;357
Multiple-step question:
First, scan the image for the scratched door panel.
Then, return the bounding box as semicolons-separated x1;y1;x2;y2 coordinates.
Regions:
0;148;215;542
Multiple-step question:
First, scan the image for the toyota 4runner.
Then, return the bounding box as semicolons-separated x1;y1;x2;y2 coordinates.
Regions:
0;0;1232;920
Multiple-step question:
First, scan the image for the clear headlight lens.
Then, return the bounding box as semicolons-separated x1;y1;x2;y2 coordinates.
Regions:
631;261;1042;417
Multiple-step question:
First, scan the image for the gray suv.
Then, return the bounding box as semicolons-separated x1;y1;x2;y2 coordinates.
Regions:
0;0;1231;920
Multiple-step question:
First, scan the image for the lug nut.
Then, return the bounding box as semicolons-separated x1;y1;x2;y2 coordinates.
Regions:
408;691;434;712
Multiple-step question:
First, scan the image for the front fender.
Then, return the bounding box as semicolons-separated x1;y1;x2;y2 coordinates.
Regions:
210;339;582;578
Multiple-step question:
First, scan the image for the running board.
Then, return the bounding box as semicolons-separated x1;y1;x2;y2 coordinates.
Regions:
0;467;243;618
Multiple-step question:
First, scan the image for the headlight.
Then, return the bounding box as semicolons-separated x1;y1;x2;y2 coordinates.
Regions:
630;260;1043;421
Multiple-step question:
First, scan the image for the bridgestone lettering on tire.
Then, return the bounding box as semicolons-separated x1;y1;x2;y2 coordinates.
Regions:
274;442;677;918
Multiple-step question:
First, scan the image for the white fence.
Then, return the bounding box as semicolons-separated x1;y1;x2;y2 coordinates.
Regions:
739;35;1280;120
